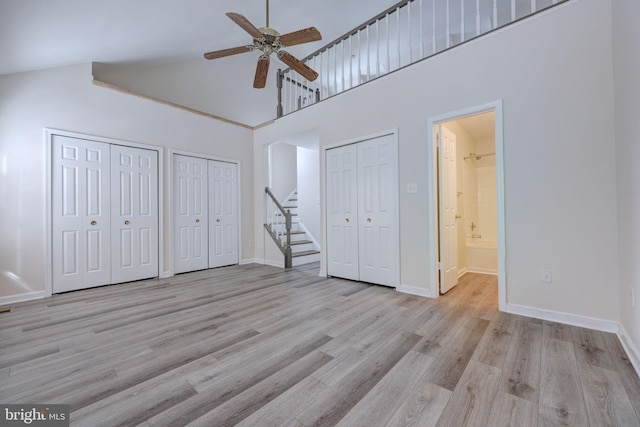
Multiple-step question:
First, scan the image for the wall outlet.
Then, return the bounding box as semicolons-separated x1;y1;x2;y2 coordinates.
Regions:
541;269;552;284
407;183;418;194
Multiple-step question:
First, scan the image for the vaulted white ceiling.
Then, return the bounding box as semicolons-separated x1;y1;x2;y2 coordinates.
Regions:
0;0;402;125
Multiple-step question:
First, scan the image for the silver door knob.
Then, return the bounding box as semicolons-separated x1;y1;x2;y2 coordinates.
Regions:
367;218;372;223
90;220;97;226
216;218;221;223
196;219;200;223
345;218;350;223
124;220;130;225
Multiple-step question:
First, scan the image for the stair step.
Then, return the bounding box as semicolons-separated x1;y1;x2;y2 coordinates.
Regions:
290;240;313;246
275;213;297;216
292;250;320;258
289;230;305;235
282;205;297;209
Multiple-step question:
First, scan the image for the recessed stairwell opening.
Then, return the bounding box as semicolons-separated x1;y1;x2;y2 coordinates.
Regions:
264;130;321;268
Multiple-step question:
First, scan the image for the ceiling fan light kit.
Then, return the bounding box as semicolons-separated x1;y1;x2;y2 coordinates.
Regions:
203;0;322;89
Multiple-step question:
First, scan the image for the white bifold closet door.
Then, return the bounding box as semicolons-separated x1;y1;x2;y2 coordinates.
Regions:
326;134;398;287
173;155;239;274
52;136;159;293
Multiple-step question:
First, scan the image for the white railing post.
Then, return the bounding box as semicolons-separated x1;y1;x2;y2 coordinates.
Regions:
461;0;465;43
384;14;391;73
397;7;401;67
477;0;481;37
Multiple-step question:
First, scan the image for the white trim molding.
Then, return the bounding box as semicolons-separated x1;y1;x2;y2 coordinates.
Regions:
507;302;640;377
397;284;438;298
426;100;506;309
506;303;620;332
239;258;261;266
0;291;46;306
617;325;640;377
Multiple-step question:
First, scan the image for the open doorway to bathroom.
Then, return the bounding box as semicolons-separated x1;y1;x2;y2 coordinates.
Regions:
428;101;505;310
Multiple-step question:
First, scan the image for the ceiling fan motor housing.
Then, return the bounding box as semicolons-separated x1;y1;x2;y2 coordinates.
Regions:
254;28;282;56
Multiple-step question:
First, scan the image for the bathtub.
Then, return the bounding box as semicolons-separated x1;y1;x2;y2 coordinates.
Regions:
465;239;497;275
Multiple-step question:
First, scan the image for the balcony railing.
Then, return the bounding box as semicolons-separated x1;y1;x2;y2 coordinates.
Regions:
277;0;567;117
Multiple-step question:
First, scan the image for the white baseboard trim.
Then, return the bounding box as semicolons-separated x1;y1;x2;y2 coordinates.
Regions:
466;267;498;276
617;324;640;378
506;302;640;377
262;259;284;268
396;284;437;298
239;258;261;265
505;303;619;333
0;291;46;306
457;267;468;279
160;271;172;279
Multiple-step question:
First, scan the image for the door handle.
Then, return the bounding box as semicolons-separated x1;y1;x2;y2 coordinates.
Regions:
196;219;200;223
90;220;97;226
367;218;372;223
345;218;350;223
124;220;130;225
216;218;221;223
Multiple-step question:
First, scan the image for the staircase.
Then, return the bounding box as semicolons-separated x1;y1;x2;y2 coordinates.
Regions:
274;192;320;266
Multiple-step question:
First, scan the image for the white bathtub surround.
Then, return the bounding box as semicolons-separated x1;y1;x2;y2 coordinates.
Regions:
465;239;498;275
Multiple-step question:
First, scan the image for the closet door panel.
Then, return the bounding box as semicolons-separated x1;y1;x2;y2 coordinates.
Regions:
357;135;398;286
208;160;239;268
52;136;111;293
173;155;208;273
111;145;159;284
326;144;359;281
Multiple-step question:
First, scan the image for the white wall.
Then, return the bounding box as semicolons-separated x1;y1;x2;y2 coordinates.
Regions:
297;146;321;243
0;63;254;301
613;0;640;359
255;0;620;322
93;60;278;127
269;142;297;203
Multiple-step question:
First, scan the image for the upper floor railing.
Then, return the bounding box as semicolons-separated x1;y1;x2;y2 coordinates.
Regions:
276;0;567;117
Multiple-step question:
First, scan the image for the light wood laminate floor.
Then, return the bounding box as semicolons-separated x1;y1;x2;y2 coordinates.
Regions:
1;263;639;426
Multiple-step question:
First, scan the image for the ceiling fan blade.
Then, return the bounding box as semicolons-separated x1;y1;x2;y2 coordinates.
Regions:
226;12;264;39
278;51;319;82
253;56;270;89
279;27;322;47
204;45;254;60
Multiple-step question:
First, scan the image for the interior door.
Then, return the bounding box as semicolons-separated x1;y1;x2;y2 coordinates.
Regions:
173;154;208;274
326;144;359;281
439;125;459;293
52;135;110;293
208;160;239;268
111;145;159;284
357;135;398;286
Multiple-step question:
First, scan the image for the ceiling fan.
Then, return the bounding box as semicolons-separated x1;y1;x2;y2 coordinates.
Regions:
203;0;322;89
